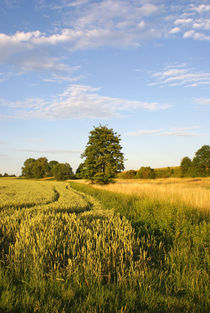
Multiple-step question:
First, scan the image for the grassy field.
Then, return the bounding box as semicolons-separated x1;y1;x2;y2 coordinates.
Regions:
93;177;210;212
0;178;209;312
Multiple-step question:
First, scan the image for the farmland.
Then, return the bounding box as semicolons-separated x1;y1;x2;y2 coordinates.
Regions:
0;178;209;313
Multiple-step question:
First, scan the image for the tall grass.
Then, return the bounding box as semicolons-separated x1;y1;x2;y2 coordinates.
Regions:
92;177;210;212
70;181;209;312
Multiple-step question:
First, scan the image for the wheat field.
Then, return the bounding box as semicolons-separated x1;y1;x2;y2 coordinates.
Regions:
0;178;209;313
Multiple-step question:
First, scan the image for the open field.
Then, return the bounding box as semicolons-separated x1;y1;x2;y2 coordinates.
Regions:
0;178;209;312
91;177;210;212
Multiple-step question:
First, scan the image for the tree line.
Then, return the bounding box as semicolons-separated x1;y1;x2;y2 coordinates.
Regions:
117;145;210;179
22;158;74;181
20;125;210;183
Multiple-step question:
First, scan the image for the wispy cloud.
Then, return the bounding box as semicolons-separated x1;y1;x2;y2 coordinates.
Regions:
183;30;210;41
169;27;180;34
16;149;81;154
3;0;19;8
0;84;171;120
24;138;46;144
190;4;210;13
127;126;209;137
194;98;210;106
42;73;84;83
149;64;210;88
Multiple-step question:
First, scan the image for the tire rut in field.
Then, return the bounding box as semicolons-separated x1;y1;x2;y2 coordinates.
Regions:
65;184;101;212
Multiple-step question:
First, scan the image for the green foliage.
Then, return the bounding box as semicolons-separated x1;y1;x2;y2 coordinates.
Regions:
179;145;210;177
52;163;74;181
192;145;210;176
136;166;156;179
155;166;178;178
181;157;192;176
82;125;124;184
21;158;74;180
32;157;49;178
22;158;36;178
118;170;137;179
48;160;59;176
75;163;85;179
70;182;209;312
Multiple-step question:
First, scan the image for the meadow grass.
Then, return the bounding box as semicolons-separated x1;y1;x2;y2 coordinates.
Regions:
0;178;209;313
91;177;210;212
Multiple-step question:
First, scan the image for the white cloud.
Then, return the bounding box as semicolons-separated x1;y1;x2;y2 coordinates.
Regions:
126;129;163;136
183;30;210;41
17;56;72;72
3;0;19;8
193;19;210;30
127;126;209;137
169;27;180;34
174;18;193;25
16;149;81;154
167;4;210;42
191;4;210;13
194;98;210;106
42;73;84;83
0;1;163;61
0;84;171;120
150;64;210;87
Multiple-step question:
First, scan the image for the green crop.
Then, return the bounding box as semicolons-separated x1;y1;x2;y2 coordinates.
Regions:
0;179;209;313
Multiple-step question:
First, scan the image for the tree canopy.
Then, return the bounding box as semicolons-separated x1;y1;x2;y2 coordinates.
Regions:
52;163;74;181
82;125;124;184
22;158;74;180
136;167;156;179
192;145;210;176
180;157;192;176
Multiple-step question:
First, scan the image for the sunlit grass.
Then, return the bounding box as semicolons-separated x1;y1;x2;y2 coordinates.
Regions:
91;177;210;212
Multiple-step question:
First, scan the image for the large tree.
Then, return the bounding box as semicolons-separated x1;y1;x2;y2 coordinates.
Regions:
81;125;124;184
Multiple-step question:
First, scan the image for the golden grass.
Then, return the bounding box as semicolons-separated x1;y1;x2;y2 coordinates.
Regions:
92;177;210;212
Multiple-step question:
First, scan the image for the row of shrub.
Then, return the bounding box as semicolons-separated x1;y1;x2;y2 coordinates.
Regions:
117;145;210;179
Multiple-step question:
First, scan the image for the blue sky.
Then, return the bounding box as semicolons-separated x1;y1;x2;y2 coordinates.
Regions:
0;0;210;175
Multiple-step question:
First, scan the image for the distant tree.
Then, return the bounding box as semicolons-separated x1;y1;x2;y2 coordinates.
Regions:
82;125;124;184
192;145;210;176
22;158;36;178
118;170;137;179
75;163;85;179
48;160;59;176
3;173;9;177
136;167;156;179
180;157;192;176
52;163;74;181
32;157;49;179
